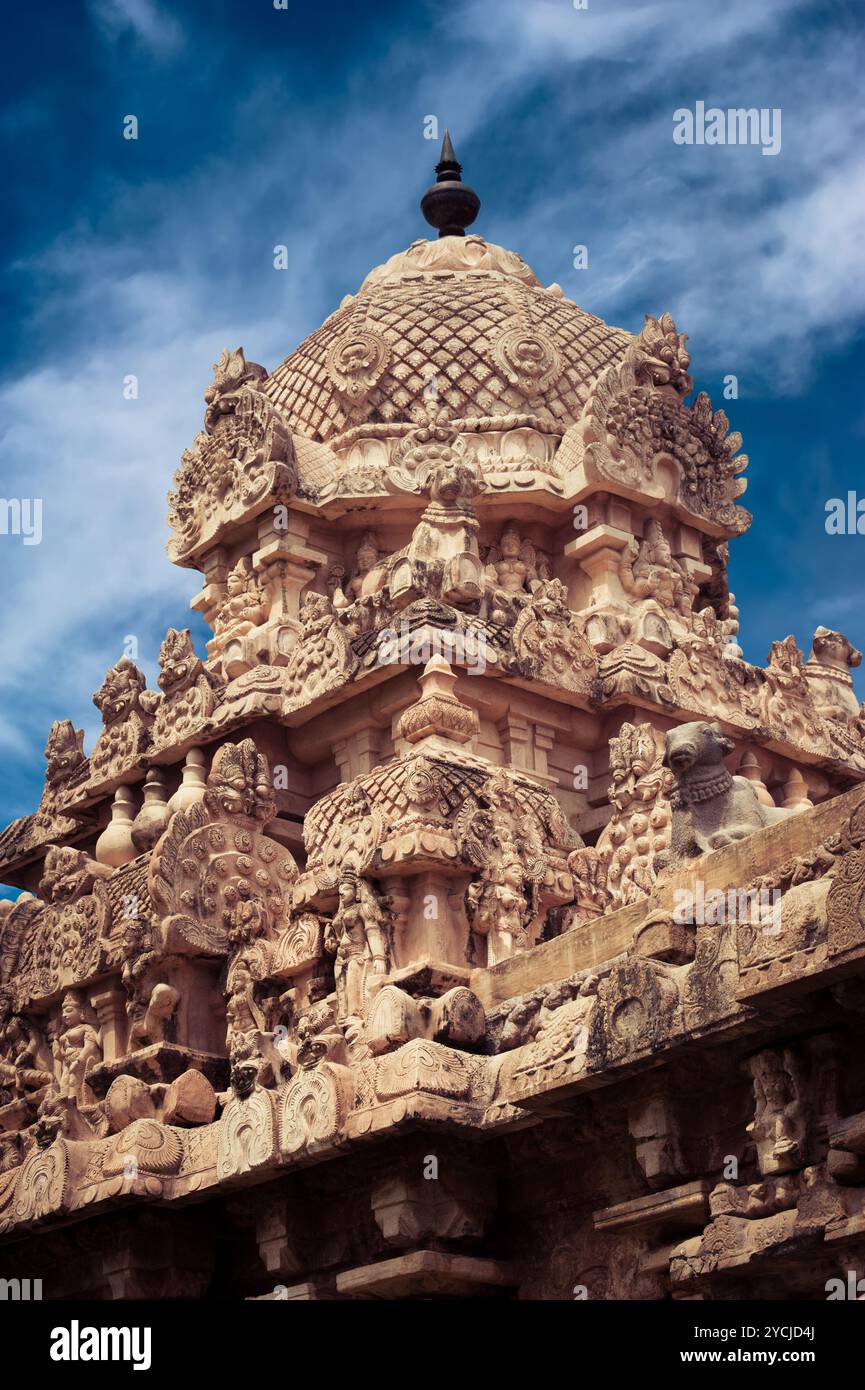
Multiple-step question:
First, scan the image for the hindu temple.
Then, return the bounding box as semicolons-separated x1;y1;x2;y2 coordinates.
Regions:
2;137;865;1301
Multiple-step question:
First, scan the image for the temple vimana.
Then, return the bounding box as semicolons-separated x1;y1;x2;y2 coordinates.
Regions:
3;137;865;1303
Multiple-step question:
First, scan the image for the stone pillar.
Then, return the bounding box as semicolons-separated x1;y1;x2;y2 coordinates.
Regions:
402;870;467;966
90;985;128;1063
253;513;329;662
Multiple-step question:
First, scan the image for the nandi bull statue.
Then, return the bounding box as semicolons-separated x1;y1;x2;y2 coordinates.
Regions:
657;720;795;867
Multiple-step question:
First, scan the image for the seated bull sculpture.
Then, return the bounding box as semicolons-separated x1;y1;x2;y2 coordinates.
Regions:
659;720;794;866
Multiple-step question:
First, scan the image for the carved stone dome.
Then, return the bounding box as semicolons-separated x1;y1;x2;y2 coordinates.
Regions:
262;235;632;446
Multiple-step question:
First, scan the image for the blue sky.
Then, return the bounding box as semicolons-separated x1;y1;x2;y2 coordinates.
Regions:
1;0;864;833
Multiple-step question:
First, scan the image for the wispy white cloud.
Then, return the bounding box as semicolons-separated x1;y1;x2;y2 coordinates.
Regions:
86;0;183;57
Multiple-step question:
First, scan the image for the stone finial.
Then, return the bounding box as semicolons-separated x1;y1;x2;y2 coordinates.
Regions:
782;768;813;812
167;747;208;817
737;750;774;808
95;785;138;868
420;130;480;238
394;656;479;749
131;768;171;853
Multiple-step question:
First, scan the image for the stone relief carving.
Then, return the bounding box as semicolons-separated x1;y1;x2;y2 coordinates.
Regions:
389;417;485;609
668;608;759;726
323;871;391;1023
804;627;864;726
147;628;219;747
4;190;865;1310
36;720;87;824
758;636;822;747
89;658;153;784
659;721;793;866
509;579;597;694
168;349;296;563
206;559;271;679
597;722;674;909
481;524;546;624
4;847;112;1009
576;316;750;532
457;772;549;965
55;991;103;1103
149;739;297;959
618;518;698;625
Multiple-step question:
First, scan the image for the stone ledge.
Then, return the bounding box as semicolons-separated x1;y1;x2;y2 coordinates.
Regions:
334;1251;517;1298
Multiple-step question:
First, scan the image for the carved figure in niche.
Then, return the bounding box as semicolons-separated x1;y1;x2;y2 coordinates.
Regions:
483;525;542;624
120;913;162;1050
208;558;269;659
0;1001;54;1098
331;532;387;609
323;871;390;1022
55;990;102;1102
660;720;792;865
226;955;266;1045
225;952;291;1085
747;1048;807;1175
455;768;557;964
465;836;538;965
618;519;698;618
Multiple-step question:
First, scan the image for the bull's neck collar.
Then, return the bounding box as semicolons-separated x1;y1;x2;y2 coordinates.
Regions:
671;764;733;807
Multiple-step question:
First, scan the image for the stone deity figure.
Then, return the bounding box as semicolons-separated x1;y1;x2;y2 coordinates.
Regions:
223;952;290;1089
209;559;269;651
324;872;389;1020
619;519;697;618
484;526;540;624
225;956;268;1050
466;837;535;966
747;1048;807;1176
331;533;385;609
56;990;102;1102
0;1006;54;1098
